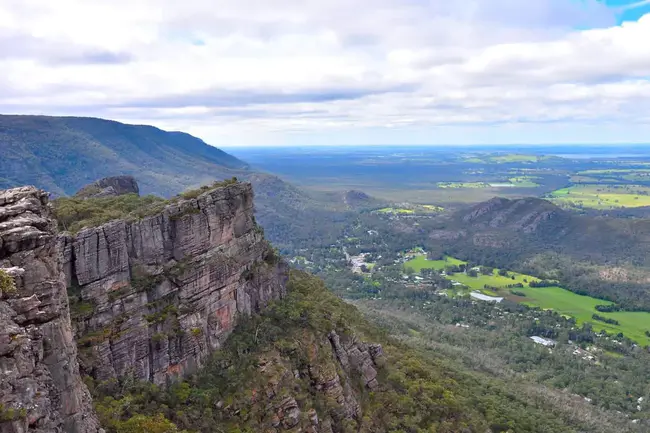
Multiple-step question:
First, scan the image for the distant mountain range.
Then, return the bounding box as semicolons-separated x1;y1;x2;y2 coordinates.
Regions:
0;114;385;251
0;115;248;196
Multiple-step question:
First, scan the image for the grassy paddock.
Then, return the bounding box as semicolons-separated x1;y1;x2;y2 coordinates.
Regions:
511;286;650;345
376;207;414;214
375;204;444;215
406;255;650;344
549;184;650;209
437;182;490;189
404;255;466;272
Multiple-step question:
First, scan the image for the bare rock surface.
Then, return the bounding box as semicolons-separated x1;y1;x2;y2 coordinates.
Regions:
0;186;102;433
61;182;288;385
75;176;139;199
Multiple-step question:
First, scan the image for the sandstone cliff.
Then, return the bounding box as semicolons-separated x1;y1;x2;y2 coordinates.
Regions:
250;330;384;433
0;187;101;433
59;182;288;385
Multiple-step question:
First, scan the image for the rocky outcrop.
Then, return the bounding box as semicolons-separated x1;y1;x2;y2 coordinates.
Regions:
75;176;139;199
60;182;288;385
253;331;384;433
328;331;383;390
0;187;101;433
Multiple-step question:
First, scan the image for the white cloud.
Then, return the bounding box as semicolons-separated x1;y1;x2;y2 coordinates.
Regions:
0;0;649;145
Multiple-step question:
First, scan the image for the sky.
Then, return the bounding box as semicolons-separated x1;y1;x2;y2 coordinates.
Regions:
1;0;650;146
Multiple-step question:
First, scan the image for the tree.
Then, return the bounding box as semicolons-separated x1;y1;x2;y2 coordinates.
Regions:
118;414;183;433
481;266;494;276
467;269;478;277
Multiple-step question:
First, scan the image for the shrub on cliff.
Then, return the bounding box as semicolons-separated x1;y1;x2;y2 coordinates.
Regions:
90;271;580;433
179;177;238;200
52;178;241;233
0;269;17;296
53;193;167;233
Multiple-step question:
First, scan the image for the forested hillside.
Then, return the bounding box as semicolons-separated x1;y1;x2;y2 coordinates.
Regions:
90;271;627;433
0;115;248;196
427;197;650;310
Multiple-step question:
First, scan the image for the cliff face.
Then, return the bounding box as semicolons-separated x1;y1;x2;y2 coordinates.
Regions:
0;187;101;433
59;182;288;385
249;330;384;433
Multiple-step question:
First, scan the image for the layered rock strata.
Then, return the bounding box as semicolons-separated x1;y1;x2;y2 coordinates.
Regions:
0;187;101;433
60;182;288;385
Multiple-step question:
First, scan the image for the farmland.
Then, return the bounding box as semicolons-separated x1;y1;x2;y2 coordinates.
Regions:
508;176;540;187
437;182;490;189
490;154;546;163
575;169;650;183
548;184;650;209
376;207;414;214
508;286;650;345
451;270;538;292
404;255;466;272
375;204;444;215
404;255;650;344
437;176;540;190
462;154;553;164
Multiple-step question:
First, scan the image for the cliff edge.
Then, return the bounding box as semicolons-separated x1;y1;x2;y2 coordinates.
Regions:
0;187;101;433
58;182;288;385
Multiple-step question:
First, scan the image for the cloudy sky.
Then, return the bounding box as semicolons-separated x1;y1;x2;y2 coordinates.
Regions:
1;0;650;146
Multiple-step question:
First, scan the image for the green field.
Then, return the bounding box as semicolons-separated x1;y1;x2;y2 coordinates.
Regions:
376;204;444;215
489;154;553;163
437;182;490;189
450;270;539;292
404;255;466;272
508;286;650;345
549;184;650;209
406;255;650;344
491;154;540;163
376;207;414;214
569;175;605;184
508;176;540;187
577;169;650;175
575;169;650;183
421;204;445;212
437;177;539;190
461;154;552;164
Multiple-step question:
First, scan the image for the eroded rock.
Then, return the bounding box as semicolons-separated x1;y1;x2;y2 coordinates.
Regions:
61;182;288;385
75;176;140;199
0;186;102;433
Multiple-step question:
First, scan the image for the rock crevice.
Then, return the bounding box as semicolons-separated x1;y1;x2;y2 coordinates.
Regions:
0;186;102;433
60;182;288;385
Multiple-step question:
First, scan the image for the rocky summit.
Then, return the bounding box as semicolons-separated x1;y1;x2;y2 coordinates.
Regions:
74;176;140;199
0;186;101;433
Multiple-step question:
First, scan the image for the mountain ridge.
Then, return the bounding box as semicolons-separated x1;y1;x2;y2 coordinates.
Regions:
0;114;248;197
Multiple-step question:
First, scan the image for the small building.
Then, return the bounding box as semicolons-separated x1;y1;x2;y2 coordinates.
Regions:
529;336;556;347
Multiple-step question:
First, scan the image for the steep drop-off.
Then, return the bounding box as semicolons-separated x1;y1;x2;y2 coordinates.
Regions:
0;187;101;433
58;182;288;385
